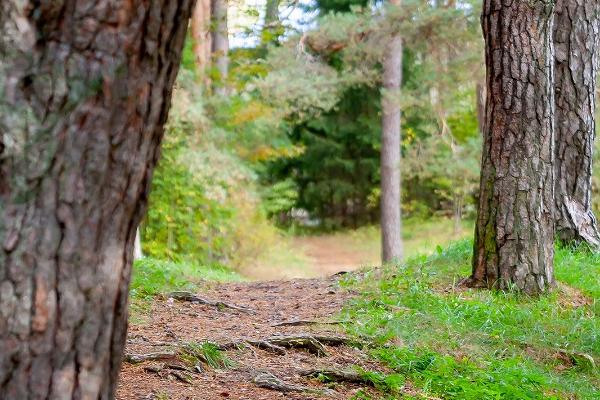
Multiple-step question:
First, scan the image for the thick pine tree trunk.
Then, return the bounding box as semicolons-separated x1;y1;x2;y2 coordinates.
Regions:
381;0;404;263
470;0;555;293
553;0;600;248
0;0;195;398
211;0;229;95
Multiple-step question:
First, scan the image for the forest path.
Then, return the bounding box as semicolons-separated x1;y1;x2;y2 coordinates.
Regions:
118;276;386;400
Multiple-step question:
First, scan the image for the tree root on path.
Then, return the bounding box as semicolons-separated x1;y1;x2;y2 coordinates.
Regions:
143;363;196;384
301;368;373;385
252;372;334;395
167;291;254;314
222;334;353;357
124;351;178;364
271;319;345;327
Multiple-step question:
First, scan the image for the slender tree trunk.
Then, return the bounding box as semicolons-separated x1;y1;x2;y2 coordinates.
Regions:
262;0;281;44
553;0;600;248
265;0;281;25
476;82;486;136
134;229;144;261
192;0;213;82
381;0;403;263
470;0;555;293
211;0;229;95
0;0;195;398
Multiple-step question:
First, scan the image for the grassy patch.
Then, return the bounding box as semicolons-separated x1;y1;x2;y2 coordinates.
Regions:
342;241;600;399
179;341;236;369
129;257;243;320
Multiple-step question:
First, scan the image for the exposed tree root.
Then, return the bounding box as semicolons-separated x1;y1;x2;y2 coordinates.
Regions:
124;351;177;364
142;363;195;384
252;372;333;395
271;319;345;327
167;291;254;314
218;339;287;355
301;368;372;385
267;335;328;356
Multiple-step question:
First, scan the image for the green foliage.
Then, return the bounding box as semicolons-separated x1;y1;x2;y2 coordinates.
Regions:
342;242;600;399
261;178;299;219
253;0;484;228
142;76;289;269
130;258;242;300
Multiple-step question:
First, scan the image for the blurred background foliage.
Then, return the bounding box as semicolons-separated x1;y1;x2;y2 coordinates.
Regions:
139;0;505;270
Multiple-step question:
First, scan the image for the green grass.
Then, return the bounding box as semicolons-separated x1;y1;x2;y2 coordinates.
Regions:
342;241;600;399
129;257;243;320
179;341;236;369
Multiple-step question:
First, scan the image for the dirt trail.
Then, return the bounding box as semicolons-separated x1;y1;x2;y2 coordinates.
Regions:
118;277;384;400
292;236;379;276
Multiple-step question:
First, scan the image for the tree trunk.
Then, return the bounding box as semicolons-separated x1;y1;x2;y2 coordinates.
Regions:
262;0;281;44
476;82;486;136
470;0;555;293
265;0;281;25
211;0;229;95
553;0;600;248
381;0;404;263
192;0;213;82
134;229;144;261
0;0;195;398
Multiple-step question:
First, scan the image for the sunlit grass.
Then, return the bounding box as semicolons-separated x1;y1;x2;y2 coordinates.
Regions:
129;257;243;322
342;240;600;399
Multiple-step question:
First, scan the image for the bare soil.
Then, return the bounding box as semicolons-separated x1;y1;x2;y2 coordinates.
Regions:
117;277;385;400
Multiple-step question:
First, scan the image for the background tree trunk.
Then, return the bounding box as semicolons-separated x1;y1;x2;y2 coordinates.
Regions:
211;0;229;95
0;0;194;398
553;0;600;248
192;0;213;83
381;0;404;263
476;82;486;136
470;0;555;293
262;0;281;44
265;0;281;25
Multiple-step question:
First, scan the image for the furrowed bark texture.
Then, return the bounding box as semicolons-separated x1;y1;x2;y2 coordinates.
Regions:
381;0;403;263
0;0;195;398
471;0;555;293
554;0;600;247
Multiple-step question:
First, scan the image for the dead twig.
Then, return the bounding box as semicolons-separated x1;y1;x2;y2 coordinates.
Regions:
167;291;254;314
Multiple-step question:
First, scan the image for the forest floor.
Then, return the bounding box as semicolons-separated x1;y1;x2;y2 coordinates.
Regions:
118;220;473;400
118;275;387;400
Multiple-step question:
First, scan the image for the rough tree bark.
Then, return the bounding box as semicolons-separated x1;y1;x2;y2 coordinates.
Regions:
470;0;555;293
381;0;404;263
211;0;229;95
0;0;195;398
553;0;600;248
192;0;213;82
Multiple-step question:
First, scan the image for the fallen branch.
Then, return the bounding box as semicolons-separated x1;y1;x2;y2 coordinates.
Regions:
167;291;254;314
